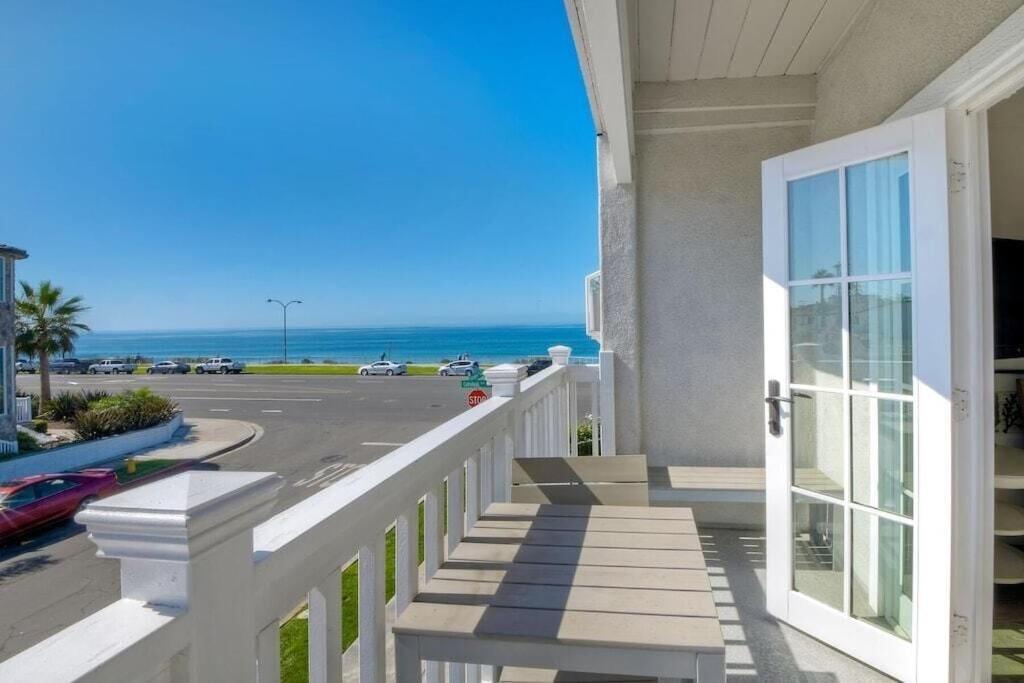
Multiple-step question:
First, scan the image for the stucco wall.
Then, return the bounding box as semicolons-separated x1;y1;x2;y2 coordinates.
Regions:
634;124;809;467
0;256;14;443
813;0;1023;143
989;88;1024;241
598;137;642;454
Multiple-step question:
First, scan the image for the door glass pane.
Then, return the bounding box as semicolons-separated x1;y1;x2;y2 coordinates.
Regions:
790;284;842;388
852;511;913;640
789;171;840;280
792;391;845;498
849;279;913;394
847;153;911;276
852;397;913;517
793;493;844;611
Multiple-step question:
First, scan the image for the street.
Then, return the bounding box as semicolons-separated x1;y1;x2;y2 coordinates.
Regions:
3;372;470;660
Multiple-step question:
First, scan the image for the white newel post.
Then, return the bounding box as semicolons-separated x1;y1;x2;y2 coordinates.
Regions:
598;349;616;456
549;346;572;458
485;364;526;496
77;471;283;682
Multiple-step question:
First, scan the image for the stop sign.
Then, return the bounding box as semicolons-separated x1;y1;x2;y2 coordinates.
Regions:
467;389;488;408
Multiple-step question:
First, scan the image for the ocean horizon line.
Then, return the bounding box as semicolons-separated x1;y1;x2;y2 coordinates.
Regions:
78;321;588;335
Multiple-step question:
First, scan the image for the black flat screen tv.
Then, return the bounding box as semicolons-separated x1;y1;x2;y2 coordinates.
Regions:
994;237;1024;359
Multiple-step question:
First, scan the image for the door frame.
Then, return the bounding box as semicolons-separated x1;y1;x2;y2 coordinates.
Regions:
897;18;1024;680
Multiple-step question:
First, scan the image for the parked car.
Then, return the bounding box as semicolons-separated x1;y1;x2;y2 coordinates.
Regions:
88;359;138;375
358;360;408;376
50;357;88;374
526;358;553;376
15;358;37;374
147;360;191;375
195;357;245;374
0;470;118;542
438;360;479;376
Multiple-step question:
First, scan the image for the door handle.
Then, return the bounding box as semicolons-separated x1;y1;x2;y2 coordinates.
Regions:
765;380;790;437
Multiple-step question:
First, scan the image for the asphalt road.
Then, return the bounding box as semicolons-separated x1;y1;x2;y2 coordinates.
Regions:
3;371;471;660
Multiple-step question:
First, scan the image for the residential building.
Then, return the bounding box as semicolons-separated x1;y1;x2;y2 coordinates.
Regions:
6;1;1024;680
0;244;27;453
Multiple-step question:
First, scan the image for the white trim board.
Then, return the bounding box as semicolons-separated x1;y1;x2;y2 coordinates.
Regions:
637;119;813;136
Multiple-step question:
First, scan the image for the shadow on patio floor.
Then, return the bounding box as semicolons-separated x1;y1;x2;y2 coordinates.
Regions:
699;528;893;682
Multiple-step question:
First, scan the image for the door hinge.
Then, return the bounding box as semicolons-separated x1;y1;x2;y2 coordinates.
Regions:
949;159;967;193
951;613;969;647
953;388;969;421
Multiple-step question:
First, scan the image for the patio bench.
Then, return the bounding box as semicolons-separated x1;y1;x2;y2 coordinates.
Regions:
510;454;649;505
393;502;725;683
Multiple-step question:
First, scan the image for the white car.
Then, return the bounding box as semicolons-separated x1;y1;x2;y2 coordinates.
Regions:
88;359;138;375
358;361;407;376
195;357;246;374
438;360;479;376
15;358;37;374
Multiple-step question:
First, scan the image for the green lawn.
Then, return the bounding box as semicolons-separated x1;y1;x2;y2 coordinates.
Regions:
114;458;181;484
280;500;431;682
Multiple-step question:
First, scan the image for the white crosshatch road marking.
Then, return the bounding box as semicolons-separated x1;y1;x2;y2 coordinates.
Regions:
292;462;364;489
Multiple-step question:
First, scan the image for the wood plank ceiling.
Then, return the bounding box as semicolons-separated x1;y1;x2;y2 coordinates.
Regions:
631;0;871;82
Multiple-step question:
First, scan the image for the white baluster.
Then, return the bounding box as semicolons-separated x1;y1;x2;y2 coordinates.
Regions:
396;504;419;615
466;451;481;531
358;535;386;682
445;464;467;683
424;484;445;683
308;567;342;683
480;440;494;511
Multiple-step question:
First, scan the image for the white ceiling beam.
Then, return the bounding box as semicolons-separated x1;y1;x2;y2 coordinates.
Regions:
576;0;635;184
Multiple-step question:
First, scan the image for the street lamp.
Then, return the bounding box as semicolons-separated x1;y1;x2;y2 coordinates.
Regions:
266;298;302;364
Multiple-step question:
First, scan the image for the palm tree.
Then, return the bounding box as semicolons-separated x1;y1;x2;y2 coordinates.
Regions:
15;281;90;404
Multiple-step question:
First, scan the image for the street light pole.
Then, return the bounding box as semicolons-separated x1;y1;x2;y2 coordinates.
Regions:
266;299;302;364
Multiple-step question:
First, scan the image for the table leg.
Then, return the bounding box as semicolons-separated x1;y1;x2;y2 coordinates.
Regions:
395;634;422;683
696;653;726;683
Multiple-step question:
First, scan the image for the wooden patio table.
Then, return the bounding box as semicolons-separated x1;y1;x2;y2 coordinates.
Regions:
393;502;726;682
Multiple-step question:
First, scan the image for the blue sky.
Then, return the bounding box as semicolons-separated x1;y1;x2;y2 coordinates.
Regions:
1;2;597;331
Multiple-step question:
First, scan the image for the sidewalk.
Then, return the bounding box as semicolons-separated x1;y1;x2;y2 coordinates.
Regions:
130;418;259;462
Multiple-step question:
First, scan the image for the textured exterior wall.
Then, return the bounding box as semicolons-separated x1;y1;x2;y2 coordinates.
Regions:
813;0;1023;143
635;123;809;467
598;137;642;454
0;256;14;444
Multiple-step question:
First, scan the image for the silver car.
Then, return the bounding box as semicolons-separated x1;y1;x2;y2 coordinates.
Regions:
147;360;191;374
358;361;407;376
438;360;479;376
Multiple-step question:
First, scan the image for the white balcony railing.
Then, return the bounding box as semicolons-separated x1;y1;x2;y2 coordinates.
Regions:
15;395;32;423
0;345;609;683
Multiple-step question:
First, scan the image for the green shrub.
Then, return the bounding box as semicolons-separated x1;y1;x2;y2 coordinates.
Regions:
301;358;314;364
73;389;178;440
577;420;595;456
30;419;48;434
16;431;41;453
43;390;112;421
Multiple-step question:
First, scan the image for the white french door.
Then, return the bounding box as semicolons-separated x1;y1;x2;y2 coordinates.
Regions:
762;108;955;682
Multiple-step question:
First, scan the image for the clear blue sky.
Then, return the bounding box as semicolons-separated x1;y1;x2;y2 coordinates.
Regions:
1;1;597;331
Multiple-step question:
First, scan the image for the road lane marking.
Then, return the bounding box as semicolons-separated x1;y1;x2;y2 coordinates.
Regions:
293;462;364;488
361;442;405;447
171;396;322;402
209;408;231;412
261;409;283;413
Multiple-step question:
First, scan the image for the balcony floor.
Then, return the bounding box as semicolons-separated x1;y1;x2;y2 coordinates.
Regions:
336;526;892;682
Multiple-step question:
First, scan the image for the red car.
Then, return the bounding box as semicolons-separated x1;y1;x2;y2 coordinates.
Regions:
0;470;118;542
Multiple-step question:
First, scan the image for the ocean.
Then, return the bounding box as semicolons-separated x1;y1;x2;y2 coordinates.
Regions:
67;325;599;365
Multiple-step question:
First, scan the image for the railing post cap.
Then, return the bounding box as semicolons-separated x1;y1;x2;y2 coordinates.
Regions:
484;363;527;397
77;471;283;562
548;345;572;365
